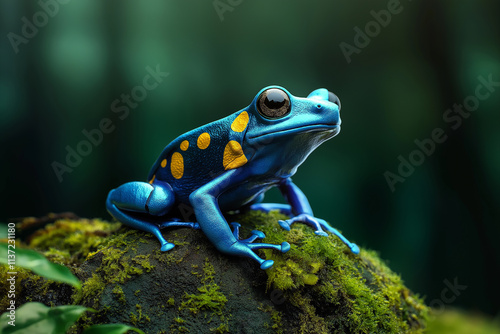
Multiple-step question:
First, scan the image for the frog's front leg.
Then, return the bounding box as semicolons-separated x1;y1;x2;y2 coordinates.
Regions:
189;169;290;270
252;178;359;255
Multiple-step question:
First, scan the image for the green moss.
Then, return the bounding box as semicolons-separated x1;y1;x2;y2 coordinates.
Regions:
210;319;230;333
112;285;126;304
130;311;138;326
133;254;155;272
12;212;428;333
0;265;39;310
174;317;185;324
169;317;189;334
232;209;428;333
28;218;121;265
260;305;283;334
129;304;150;326
43;248;73;266
180;259;227;316
74;272;106;308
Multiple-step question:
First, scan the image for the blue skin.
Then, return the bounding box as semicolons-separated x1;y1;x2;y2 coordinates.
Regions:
106;86;359;270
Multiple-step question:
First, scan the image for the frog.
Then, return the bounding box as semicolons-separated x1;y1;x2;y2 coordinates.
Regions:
106;86;359;270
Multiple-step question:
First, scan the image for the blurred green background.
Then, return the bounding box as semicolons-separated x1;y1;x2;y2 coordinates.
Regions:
1;0;499;322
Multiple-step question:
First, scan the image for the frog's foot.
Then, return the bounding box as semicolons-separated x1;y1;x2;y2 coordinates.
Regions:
230;222;266;243
278;214;360;255
229;222;290;269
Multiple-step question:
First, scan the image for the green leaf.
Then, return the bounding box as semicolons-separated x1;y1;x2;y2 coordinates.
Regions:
0;302;90;334
83;324;145;334
0;243;81;289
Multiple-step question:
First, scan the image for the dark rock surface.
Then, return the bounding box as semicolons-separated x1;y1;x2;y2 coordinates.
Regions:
2;212;428;333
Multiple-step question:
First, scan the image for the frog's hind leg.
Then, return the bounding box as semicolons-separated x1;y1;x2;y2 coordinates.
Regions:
106;181;176;251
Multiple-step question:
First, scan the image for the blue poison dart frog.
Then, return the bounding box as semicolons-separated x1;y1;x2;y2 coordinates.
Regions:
106;86;359;270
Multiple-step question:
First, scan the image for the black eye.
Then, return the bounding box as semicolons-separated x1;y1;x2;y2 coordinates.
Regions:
257;88;291;119
328;91;341;110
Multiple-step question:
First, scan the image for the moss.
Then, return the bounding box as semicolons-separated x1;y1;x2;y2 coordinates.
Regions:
112;285;126;304
74;272;106;308
28;218;121;265
260;305;283;334
133;254;154;272
210;319;230;333
130;311;138;326
232;209;429;333
0;265;37;310
43;248;73;266
12;212;428;333
175;258;230;332
180;259;227;316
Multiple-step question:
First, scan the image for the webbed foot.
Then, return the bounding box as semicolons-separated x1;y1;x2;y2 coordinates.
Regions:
229;222;290;269
279;214;359;254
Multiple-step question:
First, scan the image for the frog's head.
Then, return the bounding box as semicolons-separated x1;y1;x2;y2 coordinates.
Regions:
245;86;339;151
244;85;341;174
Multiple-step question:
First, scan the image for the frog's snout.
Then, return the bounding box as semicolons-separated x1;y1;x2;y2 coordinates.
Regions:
307;88;341;111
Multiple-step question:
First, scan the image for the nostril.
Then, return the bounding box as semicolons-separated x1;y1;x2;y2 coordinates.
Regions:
328;91;341;110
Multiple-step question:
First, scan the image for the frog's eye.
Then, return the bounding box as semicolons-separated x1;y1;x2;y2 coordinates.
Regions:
257;88;291;119
328;91;341;110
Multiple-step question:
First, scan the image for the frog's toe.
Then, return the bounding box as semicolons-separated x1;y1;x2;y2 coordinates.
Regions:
350;243;360;255
230;222;242;239
240;230;265;243
251;230;265;239
260;260;274;270
281;242;291;253
278;220;291;231
160;242;175;252
314;230;329;237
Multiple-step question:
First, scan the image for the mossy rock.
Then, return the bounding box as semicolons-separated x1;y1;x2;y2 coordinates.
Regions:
2;212;428;333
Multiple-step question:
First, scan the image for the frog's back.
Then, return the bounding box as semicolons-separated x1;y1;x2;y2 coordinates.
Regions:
148;110;251;203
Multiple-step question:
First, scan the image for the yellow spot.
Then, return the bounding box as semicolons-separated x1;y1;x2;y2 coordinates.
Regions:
171;152;184;179
223;141;248;170
180;140;189;151
161;159;167;168
231;111;249;132
148;175;156;184
197;132;211;150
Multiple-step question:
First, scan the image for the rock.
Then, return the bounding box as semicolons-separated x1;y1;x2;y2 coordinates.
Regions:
2;212;428;333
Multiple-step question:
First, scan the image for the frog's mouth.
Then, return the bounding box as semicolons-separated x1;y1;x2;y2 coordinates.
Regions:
248;124;340;141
